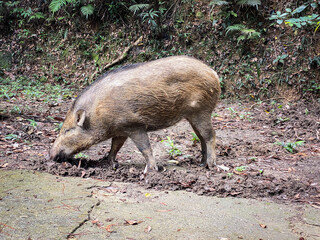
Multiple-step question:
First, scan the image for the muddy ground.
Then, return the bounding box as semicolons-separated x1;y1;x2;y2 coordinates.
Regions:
1;97;320;205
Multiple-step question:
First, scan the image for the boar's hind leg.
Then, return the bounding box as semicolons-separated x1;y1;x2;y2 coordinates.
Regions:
187;112;217;169
103;136;127;169
129;129;158;174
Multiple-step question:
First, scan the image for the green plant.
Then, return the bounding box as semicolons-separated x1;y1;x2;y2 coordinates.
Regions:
227;107;238;118
276;117;290;124
211;113;220;118
49;0;95;19
10;106;22;115
270;4;320;32
28;119;37;129
81;4;94;19
239;111;253;121
275;141;305;153
226;24;261;43
140;8;160;28
129;4;150;14
235;166;247;172
209;0;261;8
0;76;74;104
191;132;200;143
54;122;63;132
5;134;21;141
0;86;16;100
49;0;74;13
74;152;89;159
273;54;288;65
161;136;182;158
226;172;233;178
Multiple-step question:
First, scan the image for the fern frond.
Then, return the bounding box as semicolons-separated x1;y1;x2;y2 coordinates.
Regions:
236;0;261;7
226;24;246;34
242;29;261;39
209;0;229;6
81;4;94;19
49;0;67;13
237;35;246;43
129;4;150;15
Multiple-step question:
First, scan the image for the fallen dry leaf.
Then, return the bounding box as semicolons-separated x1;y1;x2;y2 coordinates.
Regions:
92;219;103;227
311;204;320;209
259;223;267;228
106;224;116;233
156;209;173;213
125;219;143;225
105;218;114;222
1;163;9;168
144;225;152;233
102;186;119;193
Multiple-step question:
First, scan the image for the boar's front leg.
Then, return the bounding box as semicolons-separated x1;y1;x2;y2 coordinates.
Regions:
128;129;158;174
103;136;127;169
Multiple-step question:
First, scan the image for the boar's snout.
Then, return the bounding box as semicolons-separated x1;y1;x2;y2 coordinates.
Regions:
49;147;67;162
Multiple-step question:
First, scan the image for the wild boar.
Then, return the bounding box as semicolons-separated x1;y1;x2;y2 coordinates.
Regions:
49;55;221;173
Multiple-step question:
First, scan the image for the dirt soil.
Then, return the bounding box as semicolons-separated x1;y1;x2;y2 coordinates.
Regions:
1;97;320;205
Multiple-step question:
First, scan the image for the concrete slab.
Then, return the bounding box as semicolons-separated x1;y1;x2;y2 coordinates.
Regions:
0;170;319;240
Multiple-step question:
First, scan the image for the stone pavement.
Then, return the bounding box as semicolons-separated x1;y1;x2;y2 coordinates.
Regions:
0;170;319;240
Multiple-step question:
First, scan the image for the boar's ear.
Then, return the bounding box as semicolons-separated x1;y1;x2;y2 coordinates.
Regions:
76;109;86;127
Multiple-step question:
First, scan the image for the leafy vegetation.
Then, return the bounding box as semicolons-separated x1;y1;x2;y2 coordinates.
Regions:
270;3;320;32
191;132;200;144
275;141;305;153
161;136;182;158
0;0;319;101
226;24;261;43
234;165;247;172
0;77;74;103
74;152;89;159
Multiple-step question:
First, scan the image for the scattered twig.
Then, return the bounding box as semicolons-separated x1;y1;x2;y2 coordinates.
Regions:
78;159;82;169
0;222;15;230
89;36;143;83
66;200;101;239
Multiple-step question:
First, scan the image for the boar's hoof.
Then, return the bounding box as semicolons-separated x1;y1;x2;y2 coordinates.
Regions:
200;162;217;171
112;161;119;170
101;155;118;169
143;164;159;174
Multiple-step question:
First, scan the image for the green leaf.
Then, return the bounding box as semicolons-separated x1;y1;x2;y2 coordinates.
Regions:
81;4;94;18
277;19;283;24
209;0;229;6
129;4;150;14
49;0;67;13
295;141;305;146
236;0;261;7
226;24;246;34
30;12;45;20
292;5;307;15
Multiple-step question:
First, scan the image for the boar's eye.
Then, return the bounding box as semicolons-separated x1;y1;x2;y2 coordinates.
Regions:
64;128;74;134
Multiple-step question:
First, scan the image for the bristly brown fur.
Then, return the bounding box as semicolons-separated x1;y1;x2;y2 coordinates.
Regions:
50;55;221;172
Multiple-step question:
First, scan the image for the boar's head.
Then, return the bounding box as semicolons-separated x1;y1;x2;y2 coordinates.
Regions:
49;109;94;161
